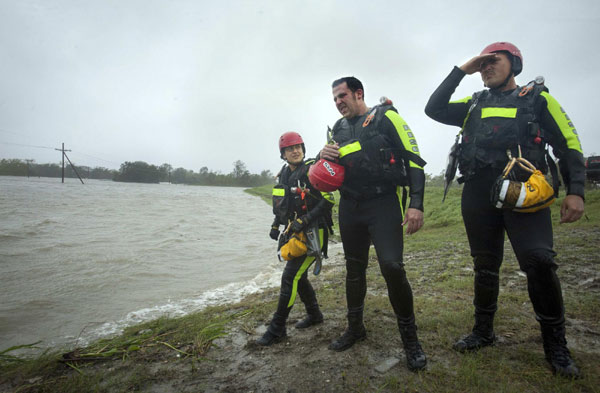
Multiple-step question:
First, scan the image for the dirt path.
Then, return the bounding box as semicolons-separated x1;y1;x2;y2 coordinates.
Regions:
116;240;599;393
132;249;421;393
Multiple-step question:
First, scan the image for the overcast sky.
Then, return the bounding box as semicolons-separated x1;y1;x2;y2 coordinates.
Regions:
1;0;598;176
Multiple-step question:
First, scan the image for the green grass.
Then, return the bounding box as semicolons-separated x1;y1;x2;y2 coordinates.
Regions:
243;183;273;204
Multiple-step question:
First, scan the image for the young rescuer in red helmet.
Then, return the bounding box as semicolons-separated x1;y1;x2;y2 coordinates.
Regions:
256;132;334;346
318;77;428;372
425;42;585;378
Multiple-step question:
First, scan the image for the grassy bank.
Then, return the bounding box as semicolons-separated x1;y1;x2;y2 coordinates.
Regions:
1;185;599;392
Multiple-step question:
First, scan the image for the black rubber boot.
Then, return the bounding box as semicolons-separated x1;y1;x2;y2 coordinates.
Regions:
541;324;580;378
328;306;366;351
295;312;324;329
295;299;324;329
256;313;287;346
453;313;496;352
398;316;427;371
256;330;286;346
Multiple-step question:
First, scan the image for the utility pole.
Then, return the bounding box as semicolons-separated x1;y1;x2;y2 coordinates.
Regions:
55;143;84;184
55;143;69;183
25;159;34;178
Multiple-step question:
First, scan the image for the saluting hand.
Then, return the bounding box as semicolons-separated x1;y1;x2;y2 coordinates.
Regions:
560;195;584;223
402;208;424;235
459;53;498;75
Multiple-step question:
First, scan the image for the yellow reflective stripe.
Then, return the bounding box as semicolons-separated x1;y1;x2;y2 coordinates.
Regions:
396;186;404;220
481;107;517;118
287;255;313;307
338;141;361;158
540;91;583;153
287;228;323;308
449;96;472;104
481;108;517;119
384;111;423;169
321;191;335;204
272;188;285;196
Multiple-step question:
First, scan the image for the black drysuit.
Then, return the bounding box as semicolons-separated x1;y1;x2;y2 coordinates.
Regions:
424;67;585;328
329;105;426;329
268;160;334;337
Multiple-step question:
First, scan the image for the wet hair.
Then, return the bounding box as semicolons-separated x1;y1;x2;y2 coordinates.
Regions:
332;76;364;94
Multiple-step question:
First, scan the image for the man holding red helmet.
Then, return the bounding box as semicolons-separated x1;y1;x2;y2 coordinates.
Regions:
425;42;585;378
256;132;334;346
318;77;428;372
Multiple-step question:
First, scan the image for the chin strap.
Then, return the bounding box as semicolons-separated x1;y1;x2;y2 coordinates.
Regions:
489;72;514;91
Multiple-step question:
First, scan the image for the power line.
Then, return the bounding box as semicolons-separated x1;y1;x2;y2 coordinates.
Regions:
0;141;55;150
1;140;121;168
67;150;122;167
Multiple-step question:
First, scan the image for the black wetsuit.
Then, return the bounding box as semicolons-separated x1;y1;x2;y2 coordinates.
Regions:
330;106;426;329
267;160;334;337
424;66;585;328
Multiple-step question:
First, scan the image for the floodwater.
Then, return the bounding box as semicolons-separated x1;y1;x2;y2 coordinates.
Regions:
0;176;281;352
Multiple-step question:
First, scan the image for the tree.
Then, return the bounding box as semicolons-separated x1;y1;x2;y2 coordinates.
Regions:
232;160;250;178
159;163;173;183
89;166;116;180
170;167;190;184
114;161;161;183
0;159;28;176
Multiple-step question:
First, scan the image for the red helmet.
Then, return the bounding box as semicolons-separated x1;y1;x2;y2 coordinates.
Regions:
279;131;305;158
308;158;345;192
481;42;523;76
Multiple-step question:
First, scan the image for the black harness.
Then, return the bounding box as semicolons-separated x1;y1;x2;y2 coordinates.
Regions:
332;104;426;200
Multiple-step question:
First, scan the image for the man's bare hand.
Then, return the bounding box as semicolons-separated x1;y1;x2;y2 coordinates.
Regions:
459;53;498;75
320;143;340;161
560;195;584;223
402;208;424;235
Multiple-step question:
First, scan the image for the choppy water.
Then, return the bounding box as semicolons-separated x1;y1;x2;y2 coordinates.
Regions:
0;176;281;352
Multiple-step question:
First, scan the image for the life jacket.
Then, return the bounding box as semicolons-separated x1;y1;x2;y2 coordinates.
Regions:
331;104;424;198
272;160;333;259
272;160;329;223
458;82;550;182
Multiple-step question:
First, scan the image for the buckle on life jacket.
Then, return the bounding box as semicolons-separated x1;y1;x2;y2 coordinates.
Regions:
362;108;377;127
518;76;545;97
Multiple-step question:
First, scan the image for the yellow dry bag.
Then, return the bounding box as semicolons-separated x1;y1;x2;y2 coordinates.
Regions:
491;156;556;213
279;231;308;261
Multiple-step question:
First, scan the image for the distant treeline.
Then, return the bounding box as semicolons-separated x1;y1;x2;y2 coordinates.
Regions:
0;158;114;180
0;158;274;187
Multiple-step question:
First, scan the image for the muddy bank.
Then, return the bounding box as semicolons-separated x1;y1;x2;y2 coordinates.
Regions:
2;231;599;392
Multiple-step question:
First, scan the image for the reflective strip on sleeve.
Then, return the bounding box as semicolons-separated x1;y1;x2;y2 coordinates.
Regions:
338;141;361;158
449;96;472;104
540;91;583;153
384;110;423;169
272;188;285;196
481;107;517;119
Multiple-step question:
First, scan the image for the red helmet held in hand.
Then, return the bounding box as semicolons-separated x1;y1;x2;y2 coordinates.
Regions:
308;158;345;192
481;42;523;76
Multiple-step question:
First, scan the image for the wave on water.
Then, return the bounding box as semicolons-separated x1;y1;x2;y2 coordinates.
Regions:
0;233;24;241
82;266;282;345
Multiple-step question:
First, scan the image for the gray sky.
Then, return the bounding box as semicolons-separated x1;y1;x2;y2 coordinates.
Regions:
1;0;598;176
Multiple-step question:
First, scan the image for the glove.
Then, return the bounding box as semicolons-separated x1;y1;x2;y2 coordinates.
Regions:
290;216;308;233
269;226;280;240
